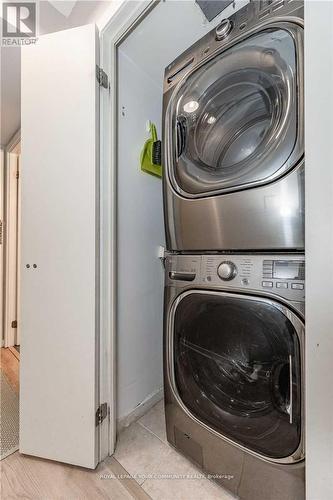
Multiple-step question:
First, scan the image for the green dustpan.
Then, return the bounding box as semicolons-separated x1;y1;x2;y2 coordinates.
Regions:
140;122;162;178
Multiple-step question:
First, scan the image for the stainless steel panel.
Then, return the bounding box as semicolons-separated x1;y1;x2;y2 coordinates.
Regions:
238;452;304;500
163;162;304;251
164;390;304;500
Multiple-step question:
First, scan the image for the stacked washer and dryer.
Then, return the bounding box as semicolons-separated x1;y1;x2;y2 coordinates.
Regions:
162;1;304;499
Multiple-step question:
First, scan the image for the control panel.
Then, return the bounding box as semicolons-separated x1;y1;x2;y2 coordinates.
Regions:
165;254;305;304
262;259;305;290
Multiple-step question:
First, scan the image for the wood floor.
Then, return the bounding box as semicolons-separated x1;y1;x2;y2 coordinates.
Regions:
0;347;150;499
1;350;231;499
1;452;151;500
0;347;19;393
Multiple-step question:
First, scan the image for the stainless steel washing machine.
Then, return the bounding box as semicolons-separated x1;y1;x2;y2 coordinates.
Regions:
163;0;304;251
164;253;305;500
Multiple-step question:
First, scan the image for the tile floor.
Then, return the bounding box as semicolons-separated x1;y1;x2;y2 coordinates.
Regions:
114;399;237;500
1;397;237;499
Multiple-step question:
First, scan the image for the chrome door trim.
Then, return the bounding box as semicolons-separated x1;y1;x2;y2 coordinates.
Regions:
164;19;304;199
288;354;293;424
166;289;305;464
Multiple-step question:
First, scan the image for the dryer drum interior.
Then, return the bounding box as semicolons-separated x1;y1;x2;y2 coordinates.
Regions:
169;26;302;196
171;292;303;460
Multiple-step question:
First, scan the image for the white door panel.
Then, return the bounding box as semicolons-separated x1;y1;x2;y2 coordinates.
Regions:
20;24;99;468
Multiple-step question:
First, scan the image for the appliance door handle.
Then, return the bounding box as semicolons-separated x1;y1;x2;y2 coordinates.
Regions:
169;271;196;282
288;354;293;424
176;118;186;158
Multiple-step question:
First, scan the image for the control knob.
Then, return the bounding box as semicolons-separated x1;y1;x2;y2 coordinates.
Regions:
217;261;237;281
215;19;233;41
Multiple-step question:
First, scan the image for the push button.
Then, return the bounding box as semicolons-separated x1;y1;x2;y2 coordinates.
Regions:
291;283;304;290
262;281;273;288
215;19;233;40
276;282;288;289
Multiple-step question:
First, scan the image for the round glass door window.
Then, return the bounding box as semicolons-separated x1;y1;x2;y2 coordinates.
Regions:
169;27;302;195
173;292;302;459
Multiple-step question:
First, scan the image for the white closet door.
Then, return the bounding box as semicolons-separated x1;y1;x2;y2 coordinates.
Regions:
20;24;99;468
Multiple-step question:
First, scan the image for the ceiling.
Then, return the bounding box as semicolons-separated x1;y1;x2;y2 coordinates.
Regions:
1;1;115;147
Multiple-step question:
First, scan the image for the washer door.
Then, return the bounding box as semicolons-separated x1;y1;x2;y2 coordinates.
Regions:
171;291;303;461
168;26;302;196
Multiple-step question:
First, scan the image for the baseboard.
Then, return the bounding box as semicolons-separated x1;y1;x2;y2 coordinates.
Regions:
9;347;20;361
117;387;163;435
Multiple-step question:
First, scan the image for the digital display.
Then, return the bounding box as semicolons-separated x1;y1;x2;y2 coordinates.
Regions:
273;260;305;280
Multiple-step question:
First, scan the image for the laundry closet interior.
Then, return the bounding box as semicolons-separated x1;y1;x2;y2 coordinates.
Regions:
116;0;242;437
4;1;332;500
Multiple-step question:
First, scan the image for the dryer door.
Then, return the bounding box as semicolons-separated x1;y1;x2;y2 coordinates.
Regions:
167;25;303;196
171;291;304;462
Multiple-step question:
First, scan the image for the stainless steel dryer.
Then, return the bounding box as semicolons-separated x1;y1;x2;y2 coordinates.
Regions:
163;1;304;251
164;253;305;500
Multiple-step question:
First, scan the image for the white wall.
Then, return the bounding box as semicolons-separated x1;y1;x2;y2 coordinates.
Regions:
116;0;247;420
305;2;333;499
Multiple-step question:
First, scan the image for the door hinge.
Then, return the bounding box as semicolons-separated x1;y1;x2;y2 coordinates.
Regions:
11;320;17;328
96;402;108;426
96;65;109;90
16;171;19;179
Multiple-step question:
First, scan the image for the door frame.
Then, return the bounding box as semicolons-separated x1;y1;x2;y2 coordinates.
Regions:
4;130;21;348
0;148;4;345
99;0;158;457
305;2;333;498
